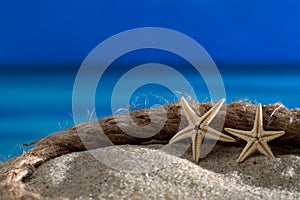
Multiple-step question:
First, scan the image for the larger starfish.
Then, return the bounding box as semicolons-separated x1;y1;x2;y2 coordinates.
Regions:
225;103;285;163
169;97;236;162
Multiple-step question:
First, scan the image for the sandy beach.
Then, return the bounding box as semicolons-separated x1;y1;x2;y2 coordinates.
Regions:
19;143;300;200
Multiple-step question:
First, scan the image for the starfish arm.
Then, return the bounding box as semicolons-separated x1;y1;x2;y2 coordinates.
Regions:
169;125;196;144
224;128;253;141
180;97;200;125
261;130;285;142
237;140;258;163
192;132;204;163
198;98;225;125
205;126;236;142
257;141;275;159
254;104;264;137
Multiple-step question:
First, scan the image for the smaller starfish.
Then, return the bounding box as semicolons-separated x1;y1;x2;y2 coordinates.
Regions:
225;103;285;163
169;97;236;162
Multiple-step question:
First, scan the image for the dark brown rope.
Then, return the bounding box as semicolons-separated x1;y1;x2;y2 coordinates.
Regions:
1;101;299;199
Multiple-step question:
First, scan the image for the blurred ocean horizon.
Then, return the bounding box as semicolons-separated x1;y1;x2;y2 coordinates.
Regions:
0;63;299;161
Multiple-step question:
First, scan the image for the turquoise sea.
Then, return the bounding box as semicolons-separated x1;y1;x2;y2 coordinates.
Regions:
0;64;299;161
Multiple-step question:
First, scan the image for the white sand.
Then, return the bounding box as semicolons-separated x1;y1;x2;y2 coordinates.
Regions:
23;143;300;200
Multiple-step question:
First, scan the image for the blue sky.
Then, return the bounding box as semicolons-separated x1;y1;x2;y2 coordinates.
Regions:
1;0;300;65
1;1;300;160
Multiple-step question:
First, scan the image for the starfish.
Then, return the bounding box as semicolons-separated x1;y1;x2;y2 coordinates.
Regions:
169;97;236;162
225;103;285;163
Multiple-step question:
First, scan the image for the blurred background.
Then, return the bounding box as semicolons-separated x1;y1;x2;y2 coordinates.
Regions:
0;1;299;161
